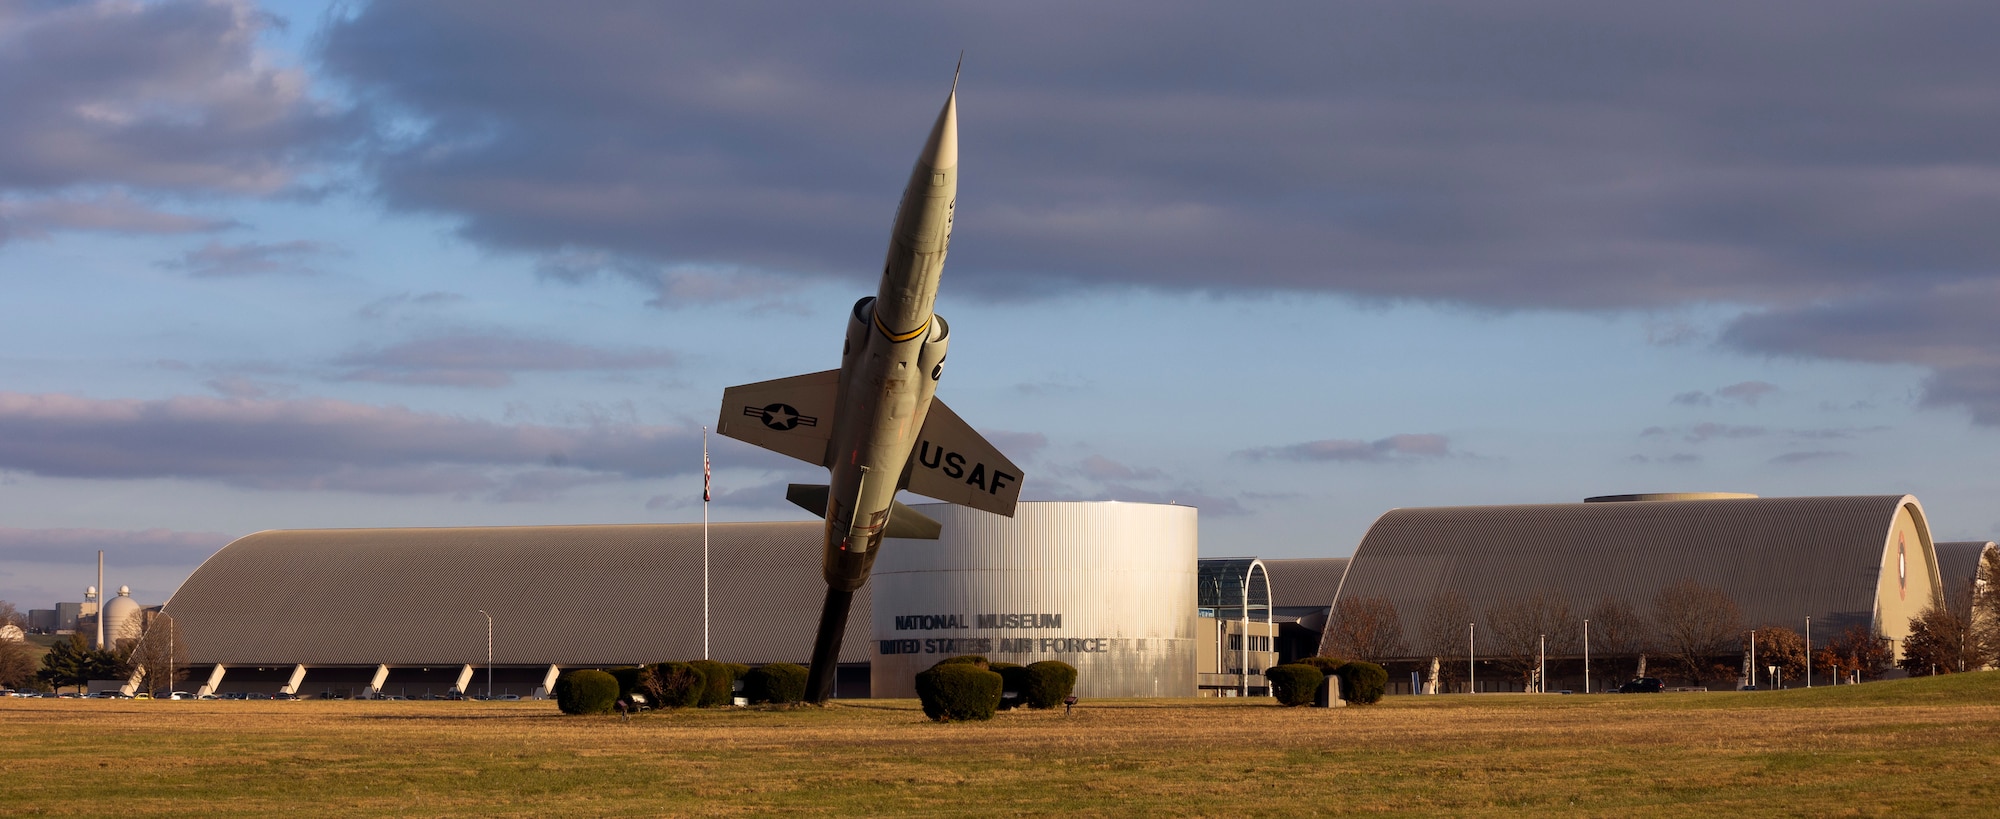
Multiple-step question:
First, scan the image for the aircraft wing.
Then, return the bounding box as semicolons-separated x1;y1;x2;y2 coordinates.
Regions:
901;398;1023;517
716;370;840;466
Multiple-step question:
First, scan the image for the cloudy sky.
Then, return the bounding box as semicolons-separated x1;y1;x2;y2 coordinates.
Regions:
4;0;1999;608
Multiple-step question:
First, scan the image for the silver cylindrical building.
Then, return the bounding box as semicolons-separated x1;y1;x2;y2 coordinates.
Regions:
870;501;1198;698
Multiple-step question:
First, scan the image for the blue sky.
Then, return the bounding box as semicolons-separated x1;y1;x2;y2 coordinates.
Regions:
3;0;1998;608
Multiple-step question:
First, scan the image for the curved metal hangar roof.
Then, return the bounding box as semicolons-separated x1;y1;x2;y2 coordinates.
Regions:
1330;494;1943;654
166;523;870;667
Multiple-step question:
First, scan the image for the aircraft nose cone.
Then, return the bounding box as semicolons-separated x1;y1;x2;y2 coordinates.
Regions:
920;89;957;171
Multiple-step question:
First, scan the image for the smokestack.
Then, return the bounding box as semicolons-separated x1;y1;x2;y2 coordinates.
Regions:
96;550;105;649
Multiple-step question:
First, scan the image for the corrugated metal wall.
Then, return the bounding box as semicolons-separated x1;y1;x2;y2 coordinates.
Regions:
870;501;1198;697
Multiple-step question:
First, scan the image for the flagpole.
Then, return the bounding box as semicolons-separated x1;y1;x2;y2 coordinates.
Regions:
703;426;711;661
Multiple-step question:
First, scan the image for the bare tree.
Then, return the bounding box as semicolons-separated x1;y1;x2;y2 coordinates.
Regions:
1587;596;1648;679
0;638;39;689
126;612;190;696
1485;591;1576;689
1414;589;1470;690
0;599;23;629
1651;579;1744;686
1321;596;1407;664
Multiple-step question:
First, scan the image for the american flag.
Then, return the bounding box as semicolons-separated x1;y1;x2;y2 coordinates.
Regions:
702;431;711;503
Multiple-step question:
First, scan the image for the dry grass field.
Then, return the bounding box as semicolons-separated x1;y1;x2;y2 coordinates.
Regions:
3;673;1997;816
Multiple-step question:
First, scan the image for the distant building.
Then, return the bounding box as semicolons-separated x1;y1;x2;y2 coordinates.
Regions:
166;502;1206;699
1194;558;1276;696
873;502;1199;699
1325;493;1945;692
54;601;83;634
1260;557;1348;663
102;586;143;644
165;521;874;698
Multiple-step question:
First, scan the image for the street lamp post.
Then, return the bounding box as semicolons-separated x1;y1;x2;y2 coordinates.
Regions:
1583;618;1591;694
1468;622;1476;694
476;610;492;699
1240;572;1249;699
1805;615;1812;688
1536;634;1545;693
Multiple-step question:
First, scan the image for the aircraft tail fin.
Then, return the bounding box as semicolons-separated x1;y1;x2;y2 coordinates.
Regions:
900;398;1023;517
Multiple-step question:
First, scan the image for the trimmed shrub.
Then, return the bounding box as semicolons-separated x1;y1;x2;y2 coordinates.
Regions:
936;655;991;670
991;662;1029;710
915;661;1004;722
688;660;740;707
644;661;705;708
1332;661;1389;705
1298;656;1347;677
1022;661;1078;709
1266;664;1326;707
744;662;809;705
606;666;644;703
554;669;619;715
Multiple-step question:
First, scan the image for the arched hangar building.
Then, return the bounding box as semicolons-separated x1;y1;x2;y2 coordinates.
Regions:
158;493;1973;698
166;522;878;698
165;502;1208;698
1322;493;1949;692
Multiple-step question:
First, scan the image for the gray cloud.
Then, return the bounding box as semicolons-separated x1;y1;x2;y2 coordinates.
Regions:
1671;380;1779;408
1077;454;1163;481
1771;450;1848;465
0;391;699;496
1645;320;1703;347
1715;381;1779;405
0;527;234;567
1643;422;1766;444
0;191;235;243
1788;425;1889;440
1237;433;1452;463
332;333;678;388
982;430;1049;463
356;291;466;320
202;376;295;400
1724;281;2000;424
535;251;808;310
318;2;2000;309
157;239;336;277
1079;484;1246;517
0;0;346;196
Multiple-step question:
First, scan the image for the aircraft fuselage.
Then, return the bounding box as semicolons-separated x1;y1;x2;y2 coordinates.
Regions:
820;88;958;593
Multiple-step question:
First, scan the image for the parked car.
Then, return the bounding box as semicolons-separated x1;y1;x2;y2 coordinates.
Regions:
1618;677;1665;693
